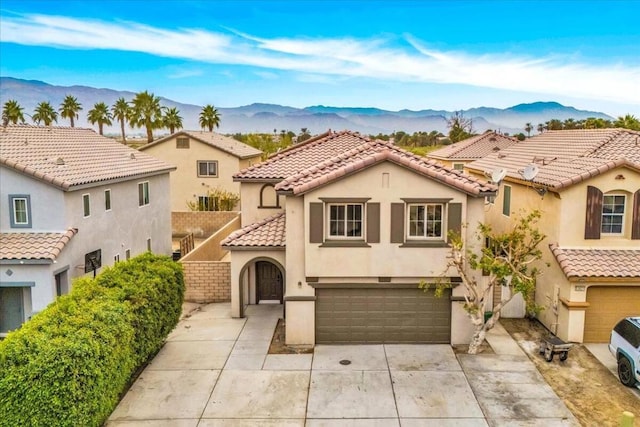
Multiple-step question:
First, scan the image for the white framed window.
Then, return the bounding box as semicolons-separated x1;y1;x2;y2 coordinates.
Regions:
9;195;31;228
114;254;120;263
198;195;217;211
138;182;150;206
407;203;444;239
197;160;218;177
83;194;91;217
328;203;363;238
602;194;625;234
105;189;111;211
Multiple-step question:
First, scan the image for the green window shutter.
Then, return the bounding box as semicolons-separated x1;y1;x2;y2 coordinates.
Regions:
309;202;324;243
584;186;603;240
447;203;462;243
366;203;380;243
390;203;405;243
632;190;640;240
502;185;511;216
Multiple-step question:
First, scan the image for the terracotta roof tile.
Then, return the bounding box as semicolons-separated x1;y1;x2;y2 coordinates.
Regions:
1;125;175;190
221;213;285;248
550;244;640;279
234;130;372;181
141;130;262;159
466;129;640;190
274;139;497;197
429;131;519;160
0;228;78;261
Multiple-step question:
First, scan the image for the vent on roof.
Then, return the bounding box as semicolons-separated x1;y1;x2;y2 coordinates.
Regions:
489;137;497;142
55;157;65;165
492;146;500;152
130;153;136;160
498;153;507;159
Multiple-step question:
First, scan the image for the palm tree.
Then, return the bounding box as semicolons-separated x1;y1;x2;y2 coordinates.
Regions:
111;97;130;143
524;122;533;137
536;123;545;134
59;95;82;127
87;102;112;135
199;104;220;131
32;101;58;126
129;91;163;143
613;114;640;131
162;107;183;134
2;99;26;126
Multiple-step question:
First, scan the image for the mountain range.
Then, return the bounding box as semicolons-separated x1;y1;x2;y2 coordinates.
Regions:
0;77;614;137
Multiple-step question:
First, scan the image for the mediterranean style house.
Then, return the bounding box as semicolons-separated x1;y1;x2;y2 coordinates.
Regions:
466;128;640;343
0;125;175;335
222;130;497;346
428;131;519;170
139;131;262;211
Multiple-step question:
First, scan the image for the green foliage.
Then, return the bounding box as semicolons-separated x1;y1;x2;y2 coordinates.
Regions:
199;104;221;131
447;111;474;142
0;253;184;427
87;102;113;135
232;132;292;159
186;187;240;211
32;101;58;126
59;95;83;127
1;99;25;126
129;91;164;143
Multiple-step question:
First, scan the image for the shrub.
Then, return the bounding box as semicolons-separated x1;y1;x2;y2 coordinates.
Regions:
0;281;135;427
0;253;184;427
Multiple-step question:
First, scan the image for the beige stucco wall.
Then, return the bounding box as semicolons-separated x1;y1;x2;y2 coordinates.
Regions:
239;182;285;226
142;136;260;211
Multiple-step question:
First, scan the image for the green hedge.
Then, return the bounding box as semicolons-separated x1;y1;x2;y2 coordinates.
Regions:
0;253;184;427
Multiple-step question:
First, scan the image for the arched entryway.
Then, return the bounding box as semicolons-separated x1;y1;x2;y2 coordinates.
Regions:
256;261;283;304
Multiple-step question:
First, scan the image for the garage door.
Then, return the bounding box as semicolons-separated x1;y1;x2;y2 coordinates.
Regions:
315;287;451;344
584;286;640;342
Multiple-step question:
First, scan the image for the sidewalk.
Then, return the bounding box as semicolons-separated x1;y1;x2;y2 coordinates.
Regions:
107;303;578;426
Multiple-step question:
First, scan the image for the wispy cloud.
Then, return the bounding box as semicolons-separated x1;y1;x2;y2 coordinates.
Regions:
2;13;638;104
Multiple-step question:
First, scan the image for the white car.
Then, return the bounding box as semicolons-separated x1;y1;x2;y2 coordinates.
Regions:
608;317;640;387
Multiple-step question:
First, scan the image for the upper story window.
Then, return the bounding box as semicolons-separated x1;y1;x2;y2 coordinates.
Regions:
105;189;111;211
138;182;150;206
176;137;190;149
502;185;512;217
602;194;625;234
83;194;91;217
9;195;31;228
197;160;218;177
407;203;443;239
453;163;464;171
328;203;363;238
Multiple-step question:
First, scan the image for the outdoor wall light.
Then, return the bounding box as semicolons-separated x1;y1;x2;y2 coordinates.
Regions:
297;281;302;288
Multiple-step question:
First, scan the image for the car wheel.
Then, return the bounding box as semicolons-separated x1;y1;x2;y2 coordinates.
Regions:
617;356;636;387
545;348;553;362
559;351;568;361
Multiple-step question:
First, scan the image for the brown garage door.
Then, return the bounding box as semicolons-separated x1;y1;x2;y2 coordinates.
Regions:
315;287;451;344
584;286;640;342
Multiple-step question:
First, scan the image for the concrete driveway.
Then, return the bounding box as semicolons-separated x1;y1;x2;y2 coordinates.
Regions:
107;303;578;426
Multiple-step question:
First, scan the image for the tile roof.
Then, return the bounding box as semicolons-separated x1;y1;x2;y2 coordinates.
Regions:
0;125;175;190
234;130;372;181
550;244;640;279
140;130;262;159
274;139;497;197
428;131;518;160
466;129;640;190
0;228;78;261
221;213;286;249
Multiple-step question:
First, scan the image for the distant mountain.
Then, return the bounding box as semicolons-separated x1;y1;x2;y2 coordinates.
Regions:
0;77;614;137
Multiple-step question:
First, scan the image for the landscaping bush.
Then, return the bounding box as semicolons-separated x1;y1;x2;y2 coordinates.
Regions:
0;253;184;427
0;281;135;427
92;252;184;364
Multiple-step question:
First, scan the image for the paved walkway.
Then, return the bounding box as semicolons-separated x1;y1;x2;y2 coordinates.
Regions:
107;303;578;426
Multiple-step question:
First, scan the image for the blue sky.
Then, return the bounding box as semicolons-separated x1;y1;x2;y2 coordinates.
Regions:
1;0;639;116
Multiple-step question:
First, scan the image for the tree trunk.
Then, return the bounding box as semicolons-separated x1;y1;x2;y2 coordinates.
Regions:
146;125;153;143
468;324;488;354
120;120;126;144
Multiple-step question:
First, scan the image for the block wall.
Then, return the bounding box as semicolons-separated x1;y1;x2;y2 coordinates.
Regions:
181;261;231;303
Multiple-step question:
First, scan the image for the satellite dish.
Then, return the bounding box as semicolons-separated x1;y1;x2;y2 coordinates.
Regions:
522;164;540;181
491;167;507;184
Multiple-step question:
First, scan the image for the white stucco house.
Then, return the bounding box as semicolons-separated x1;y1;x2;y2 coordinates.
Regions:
0;125;175;335
222;130;497;346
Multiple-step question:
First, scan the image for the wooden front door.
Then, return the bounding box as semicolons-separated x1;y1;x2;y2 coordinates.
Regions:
256;261;283;303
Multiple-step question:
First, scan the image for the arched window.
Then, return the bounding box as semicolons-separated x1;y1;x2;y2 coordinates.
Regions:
259;184;280;208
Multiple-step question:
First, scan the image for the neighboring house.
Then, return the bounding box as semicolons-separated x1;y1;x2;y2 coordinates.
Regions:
139;131;262;212
223;130;497;346
428;131;518;170
0;125;175;335
466;129;640;343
